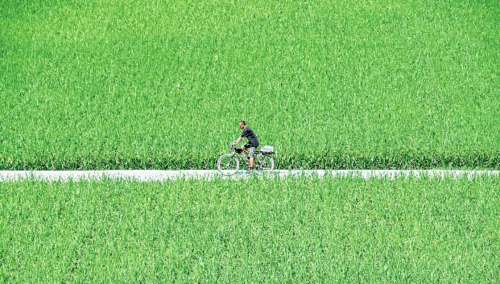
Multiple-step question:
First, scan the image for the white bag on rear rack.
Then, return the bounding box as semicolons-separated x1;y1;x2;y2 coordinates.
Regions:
261;145;274;153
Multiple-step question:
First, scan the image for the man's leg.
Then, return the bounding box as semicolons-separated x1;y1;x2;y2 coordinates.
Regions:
241;145;249;156
249;147;256;169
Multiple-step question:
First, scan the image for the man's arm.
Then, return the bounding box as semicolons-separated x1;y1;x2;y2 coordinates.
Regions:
233;136;243;145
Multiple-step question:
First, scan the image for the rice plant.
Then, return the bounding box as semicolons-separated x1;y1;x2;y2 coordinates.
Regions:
1;0;498;169
1;176;499;282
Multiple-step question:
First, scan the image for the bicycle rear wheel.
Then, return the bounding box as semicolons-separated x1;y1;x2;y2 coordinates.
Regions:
254;153;274;172
217;154;240;175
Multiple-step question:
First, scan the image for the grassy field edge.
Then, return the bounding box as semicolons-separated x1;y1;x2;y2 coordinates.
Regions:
1;151;499;170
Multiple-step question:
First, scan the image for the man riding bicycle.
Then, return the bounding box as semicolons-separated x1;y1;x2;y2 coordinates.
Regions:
232;120;259;170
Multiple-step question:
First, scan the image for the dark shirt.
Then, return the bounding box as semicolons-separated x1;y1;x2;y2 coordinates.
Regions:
240;126;259;147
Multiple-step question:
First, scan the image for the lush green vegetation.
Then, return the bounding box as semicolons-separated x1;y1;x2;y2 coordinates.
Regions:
1;177;499;282
1;0;499;169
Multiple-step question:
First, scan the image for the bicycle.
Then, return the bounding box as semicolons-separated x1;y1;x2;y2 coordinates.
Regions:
217;144;275;175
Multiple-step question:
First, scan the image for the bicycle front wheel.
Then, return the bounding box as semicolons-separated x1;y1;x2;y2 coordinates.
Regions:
254;153;274;172
217;154;240;175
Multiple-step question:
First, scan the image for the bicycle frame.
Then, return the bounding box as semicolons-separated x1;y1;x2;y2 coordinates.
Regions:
232;147;274;169
232;148;251;167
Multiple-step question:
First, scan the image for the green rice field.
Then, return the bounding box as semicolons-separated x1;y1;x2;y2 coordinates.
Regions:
1;0;499;169
1;177;499;282
2;1;499;282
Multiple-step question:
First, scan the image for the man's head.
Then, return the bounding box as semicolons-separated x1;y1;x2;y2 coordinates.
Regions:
239;120;246;129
